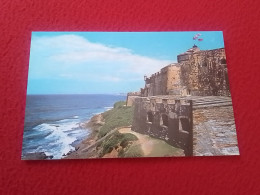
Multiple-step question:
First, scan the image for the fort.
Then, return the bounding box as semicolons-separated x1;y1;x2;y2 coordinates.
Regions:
128;45;239;156
140;45;230;97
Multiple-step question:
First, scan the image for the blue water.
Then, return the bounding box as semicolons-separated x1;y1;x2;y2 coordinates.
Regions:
22;94;126;159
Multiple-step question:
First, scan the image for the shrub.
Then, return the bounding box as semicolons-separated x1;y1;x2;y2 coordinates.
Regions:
119;145;144;158
98;101;134;138
99;131;138;157
113;101;126;108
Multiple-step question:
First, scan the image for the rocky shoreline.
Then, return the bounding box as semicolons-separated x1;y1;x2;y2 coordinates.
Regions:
23;102;184;160
22;152;54;160
22;114;104;160
65;111;184;159
64;113;105;159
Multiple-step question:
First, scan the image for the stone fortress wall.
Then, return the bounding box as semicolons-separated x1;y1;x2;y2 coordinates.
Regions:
128;45;239;156
126;91;140;106
140;45;230;97
178;47;230;96
141;64;181;96
131;96;193;156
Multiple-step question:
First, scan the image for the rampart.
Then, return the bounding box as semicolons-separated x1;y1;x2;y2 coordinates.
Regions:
131;96;193;155
130;46;239;156
126;91;141;106
178;47;230;96
141;64;181;96
141;46;230;97
131;96;239;156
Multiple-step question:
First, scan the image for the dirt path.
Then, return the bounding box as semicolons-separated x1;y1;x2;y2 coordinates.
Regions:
119;127;184;157
119;127;154;155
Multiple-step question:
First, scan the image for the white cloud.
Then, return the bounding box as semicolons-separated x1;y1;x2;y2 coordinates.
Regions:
31;34;173;79
59;73;121;82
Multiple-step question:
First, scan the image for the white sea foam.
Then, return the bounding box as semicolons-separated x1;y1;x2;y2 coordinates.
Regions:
32;118;87;159
93;112;102;115
45;128;76;159
22;94;127;159
104;106;113;111
35;123;57;132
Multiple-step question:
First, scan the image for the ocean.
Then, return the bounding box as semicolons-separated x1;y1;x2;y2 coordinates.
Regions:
22;94;126;159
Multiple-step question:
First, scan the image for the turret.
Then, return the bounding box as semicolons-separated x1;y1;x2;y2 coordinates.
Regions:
177;45;200;63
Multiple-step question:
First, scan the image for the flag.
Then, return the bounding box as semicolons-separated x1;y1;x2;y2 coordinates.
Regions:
193;33;202;40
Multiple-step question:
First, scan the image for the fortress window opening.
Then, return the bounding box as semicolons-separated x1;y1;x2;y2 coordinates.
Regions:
179;118;190;132
147;112;154;123
160;114;169;127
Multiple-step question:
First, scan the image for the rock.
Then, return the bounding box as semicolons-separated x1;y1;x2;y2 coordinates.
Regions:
22;152;49;160
66;150;73;155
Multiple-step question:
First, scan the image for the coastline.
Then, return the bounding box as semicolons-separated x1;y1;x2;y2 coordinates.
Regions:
21;114;103;160
23;101;184;160
65;102;184;159
65;113;105;159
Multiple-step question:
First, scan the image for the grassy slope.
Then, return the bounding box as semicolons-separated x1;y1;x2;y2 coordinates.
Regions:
95;101;183;158
95;101;144;157
98;131;140;157
144;137;184;157
98;101;134;138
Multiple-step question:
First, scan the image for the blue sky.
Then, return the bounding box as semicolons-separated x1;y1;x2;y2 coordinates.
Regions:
27;31;224;94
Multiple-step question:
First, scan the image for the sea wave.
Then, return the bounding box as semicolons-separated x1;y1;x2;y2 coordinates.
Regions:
104;106;113;111
22;94;127;159
23;118;88;159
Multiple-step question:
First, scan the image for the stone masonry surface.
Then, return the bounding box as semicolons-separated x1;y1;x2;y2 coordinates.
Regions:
192;96;239;156
140;45;230;97
129;45;239;156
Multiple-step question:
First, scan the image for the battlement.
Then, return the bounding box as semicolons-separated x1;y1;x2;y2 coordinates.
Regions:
131;96;193;155
126;91;141;106
145;63;179;82
127;91;141;96
131;95;238;156
141;46;230;97
177;47;225;63
130;46;237;156
142;64;181;97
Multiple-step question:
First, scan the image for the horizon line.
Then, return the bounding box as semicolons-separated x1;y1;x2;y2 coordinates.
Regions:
27;93;128;95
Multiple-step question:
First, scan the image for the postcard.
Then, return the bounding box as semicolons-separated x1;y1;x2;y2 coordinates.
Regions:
22;31;239;160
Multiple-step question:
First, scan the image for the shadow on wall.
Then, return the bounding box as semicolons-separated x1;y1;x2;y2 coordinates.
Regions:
131;97;193;156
